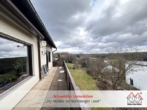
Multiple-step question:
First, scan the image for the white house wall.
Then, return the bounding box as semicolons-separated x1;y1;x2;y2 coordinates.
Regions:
126;62;147;90
40;42;53;70
0;6;40;110
40;42;47;67
126;65;147;90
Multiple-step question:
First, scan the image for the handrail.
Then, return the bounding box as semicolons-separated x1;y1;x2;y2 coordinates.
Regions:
63;61;90;110
63;61;77;90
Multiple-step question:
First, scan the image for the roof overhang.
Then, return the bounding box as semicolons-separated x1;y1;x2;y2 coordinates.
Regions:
0;0;56;48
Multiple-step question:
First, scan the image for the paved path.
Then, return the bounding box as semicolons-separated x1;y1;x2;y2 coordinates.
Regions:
13;67;61;110
41;66;68;110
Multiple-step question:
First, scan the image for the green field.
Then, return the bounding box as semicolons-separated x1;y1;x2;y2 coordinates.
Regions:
66;63;74;68
70;69;112;110
66;63;112;110
66;62;98;90
69;69;98;90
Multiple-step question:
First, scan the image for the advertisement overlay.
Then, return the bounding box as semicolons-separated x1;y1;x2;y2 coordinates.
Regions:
7;90;147;108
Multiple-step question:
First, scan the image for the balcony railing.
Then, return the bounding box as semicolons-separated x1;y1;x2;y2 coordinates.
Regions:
53;60;90;110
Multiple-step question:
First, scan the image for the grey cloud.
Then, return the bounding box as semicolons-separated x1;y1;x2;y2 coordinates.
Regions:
31;0;147;53
31;0;92;41
86;0;147;37
0;37;27;58
34;0;91;20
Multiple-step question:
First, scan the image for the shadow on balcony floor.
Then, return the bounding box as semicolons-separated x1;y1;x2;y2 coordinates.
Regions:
13;67;69;110
41;66;69;110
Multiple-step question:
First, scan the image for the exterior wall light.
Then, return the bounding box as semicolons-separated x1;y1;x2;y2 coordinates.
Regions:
42;50;47;55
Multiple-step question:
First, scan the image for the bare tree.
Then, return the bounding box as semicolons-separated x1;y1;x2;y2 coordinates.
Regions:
104;55;127;90
104;49;146;90
87;58;105;82
67;54;76;63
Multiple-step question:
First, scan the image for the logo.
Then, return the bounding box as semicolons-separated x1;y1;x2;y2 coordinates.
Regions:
126;92;143;105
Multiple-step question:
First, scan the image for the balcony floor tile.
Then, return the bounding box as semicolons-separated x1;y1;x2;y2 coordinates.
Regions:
13;67;68;110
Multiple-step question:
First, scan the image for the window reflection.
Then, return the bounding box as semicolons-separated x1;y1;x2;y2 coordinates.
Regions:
0;37;30;89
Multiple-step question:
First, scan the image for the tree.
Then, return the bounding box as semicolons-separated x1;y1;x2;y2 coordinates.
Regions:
12;58;27;74
76;54;80;58
104;52;146;90
87;58;105;83
67;54;76;63
81;62;87;68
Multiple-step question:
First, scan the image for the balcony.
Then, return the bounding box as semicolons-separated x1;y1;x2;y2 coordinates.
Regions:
13;61;89;110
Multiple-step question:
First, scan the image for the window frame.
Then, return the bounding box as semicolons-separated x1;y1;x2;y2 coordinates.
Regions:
48;51;51;62
0;34;33;94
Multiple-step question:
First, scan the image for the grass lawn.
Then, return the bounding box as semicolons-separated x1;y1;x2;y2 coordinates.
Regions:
66;63;112;110
66;63;98;90
66;63;74;68
69;69;98;90
69;69;112;110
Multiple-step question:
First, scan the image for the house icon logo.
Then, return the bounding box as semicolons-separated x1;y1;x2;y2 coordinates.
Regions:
126;92;143;105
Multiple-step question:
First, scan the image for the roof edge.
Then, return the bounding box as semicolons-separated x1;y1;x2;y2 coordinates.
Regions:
27;0;57;48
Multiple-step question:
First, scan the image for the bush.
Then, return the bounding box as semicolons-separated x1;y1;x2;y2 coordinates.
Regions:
81;62;87;68
68;61;72;63
86;69;91;75
72;66;76;69
0;73;17;86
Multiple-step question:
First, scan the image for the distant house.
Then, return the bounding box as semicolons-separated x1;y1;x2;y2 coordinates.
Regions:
0;0;56;109
102;65;119;73
126;61;147;90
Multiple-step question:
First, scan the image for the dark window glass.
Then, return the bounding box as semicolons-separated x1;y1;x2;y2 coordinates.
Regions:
48;51;51;62
0;37;30;90
130;78;133;85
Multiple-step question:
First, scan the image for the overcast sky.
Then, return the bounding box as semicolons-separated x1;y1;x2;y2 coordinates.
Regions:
0;37;27;58
31;0;147;53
